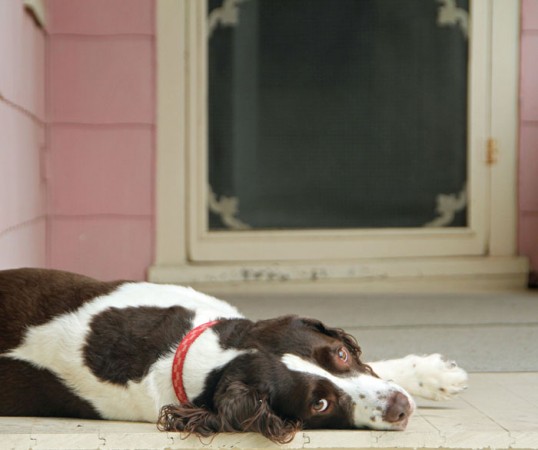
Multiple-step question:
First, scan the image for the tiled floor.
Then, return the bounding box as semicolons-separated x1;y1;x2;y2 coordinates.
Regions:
2;288;537;449
1;373;538;449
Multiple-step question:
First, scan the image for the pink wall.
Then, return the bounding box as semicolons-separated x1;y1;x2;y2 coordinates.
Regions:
520;0;538;281
46;0;155;280
0;2;47;269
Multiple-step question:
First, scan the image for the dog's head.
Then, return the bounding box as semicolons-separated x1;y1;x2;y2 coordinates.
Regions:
158;316;414;443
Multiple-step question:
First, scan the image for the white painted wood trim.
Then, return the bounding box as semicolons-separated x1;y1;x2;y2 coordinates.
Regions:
466;0;491;250
188;0;208;264
488;0;520;256
150;255;529;288
155;0;188;265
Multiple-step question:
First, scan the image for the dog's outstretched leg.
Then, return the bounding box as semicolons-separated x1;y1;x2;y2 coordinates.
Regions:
368;354;468;401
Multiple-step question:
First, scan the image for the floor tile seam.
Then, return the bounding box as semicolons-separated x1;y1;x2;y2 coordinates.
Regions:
459;396;512;434
414;410;444;438
508;429;538;446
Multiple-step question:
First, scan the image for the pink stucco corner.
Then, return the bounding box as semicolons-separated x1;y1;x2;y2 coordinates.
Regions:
0;1;45;120
0;219;47;270
0;102;46;232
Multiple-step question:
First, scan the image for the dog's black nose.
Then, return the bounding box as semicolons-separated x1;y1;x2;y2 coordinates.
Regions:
383;392;412;423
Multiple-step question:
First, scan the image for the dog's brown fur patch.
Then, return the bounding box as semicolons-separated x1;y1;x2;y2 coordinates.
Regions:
84;306;194;384
0;268;124;352
0;359;102;418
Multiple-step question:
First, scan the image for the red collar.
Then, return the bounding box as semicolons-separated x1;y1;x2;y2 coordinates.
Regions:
172;320;220;404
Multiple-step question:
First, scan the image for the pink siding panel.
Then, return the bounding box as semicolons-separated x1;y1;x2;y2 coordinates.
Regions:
520;126;538;212
522;0;538;30
45;0;156;279
521;35;538;122
48;37;154;124
0;1;19;98
0;1;45;120
0;102;46;232
49;217;152;281
519;214;538;271
520;2;538;273
0;1;47;270
0;219;47;270
49;126;153;215
47;0;154;35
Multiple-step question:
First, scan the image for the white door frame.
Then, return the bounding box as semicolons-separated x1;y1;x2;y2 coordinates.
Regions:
150;0;527;286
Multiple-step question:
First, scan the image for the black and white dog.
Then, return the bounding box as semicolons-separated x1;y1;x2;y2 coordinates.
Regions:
0;268;467;443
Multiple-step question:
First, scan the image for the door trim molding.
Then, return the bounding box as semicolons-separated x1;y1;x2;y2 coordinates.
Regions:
151;0;526;286
488;0;520;256
149;255;528;289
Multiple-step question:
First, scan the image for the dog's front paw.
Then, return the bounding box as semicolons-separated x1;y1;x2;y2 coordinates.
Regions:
405;353;468;401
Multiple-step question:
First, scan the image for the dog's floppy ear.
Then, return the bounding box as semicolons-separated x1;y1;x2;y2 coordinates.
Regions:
158;380;300;444
215;380;300;442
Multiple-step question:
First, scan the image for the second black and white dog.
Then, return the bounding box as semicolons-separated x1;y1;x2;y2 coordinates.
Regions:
0;268;468;443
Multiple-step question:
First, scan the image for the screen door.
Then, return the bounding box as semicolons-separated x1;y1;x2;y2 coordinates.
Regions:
207;0;469;231
187;0;490;262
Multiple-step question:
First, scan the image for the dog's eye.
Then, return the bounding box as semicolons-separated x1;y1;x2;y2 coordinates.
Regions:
312;399;330;413
337;347;349;363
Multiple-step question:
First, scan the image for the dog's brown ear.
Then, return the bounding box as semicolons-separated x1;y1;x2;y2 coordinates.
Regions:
215;380;300;443
158;381;300;444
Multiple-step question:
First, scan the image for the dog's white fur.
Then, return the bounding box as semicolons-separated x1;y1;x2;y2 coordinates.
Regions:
370;354;469;401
